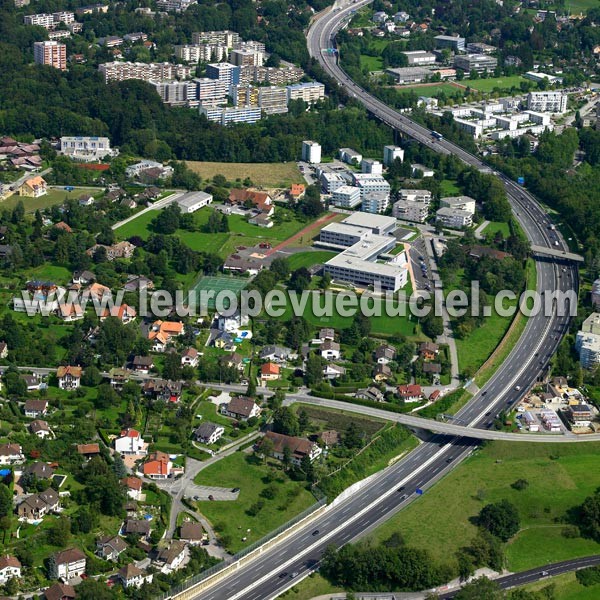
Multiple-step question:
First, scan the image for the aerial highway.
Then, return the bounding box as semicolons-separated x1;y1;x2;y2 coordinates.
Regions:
187;4;580;599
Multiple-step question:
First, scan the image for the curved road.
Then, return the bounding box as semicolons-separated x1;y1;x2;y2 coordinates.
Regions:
188;4;579;599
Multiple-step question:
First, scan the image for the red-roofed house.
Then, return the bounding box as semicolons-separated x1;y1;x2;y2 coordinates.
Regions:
142;451;172;479
57;366;82;390
0;555;21;584
397;384;423;402
289;183;305;200
115;428;146;455
121;476;143;500
260;362;280;382
227;189;274;215
100;304;136;324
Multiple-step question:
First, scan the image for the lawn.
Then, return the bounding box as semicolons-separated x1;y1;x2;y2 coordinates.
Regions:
462;75;527;93
439;179;461;196
2;187;104;213
366;441;600;574
185;162;303;187
287;251;337;271
481;220;511;238
271;291;422;339
360;55;384;71
454;258;536;375
395;83;463;98
116;205;311;257
567;0;600;12
518;572;600;599
194;452;317;553
284;573;344;599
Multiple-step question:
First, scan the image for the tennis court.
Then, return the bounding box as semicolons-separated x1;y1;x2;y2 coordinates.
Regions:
191;276;248;309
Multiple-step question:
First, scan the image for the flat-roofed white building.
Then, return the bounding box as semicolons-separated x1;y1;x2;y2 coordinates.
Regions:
286;82;325;104
320;172;345;193
402;50;437;66
362;191;389;214
176;191;213;213
383;145;404;166
331;185;361;208
393;189;432;223
301;140;321;164
320;218;407;291
436;207;473;229
352;173;390;198
60;136;116;161
440;195;476;214
527;91;567;114
361;159;383;175
339;148;363;165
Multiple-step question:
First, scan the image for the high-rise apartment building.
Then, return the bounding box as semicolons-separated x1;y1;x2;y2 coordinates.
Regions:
33;41;67;70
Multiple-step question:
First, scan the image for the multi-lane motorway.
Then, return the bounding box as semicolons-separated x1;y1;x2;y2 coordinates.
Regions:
189;4;580;599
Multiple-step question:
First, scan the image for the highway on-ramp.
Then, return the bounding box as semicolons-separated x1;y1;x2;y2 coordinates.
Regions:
188;4;580;599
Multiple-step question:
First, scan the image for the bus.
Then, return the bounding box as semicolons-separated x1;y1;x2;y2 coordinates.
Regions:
431;131;443;140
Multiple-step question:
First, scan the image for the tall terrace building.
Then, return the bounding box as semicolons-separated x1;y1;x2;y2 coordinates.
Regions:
34;41;67;70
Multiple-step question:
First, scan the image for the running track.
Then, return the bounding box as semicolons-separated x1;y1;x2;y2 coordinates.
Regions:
265;212;340;255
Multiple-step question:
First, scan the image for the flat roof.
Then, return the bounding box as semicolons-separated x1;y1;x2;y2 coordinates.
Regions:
321;222;371;238
326;252;406;277
342;212;397;231
177;191;212;208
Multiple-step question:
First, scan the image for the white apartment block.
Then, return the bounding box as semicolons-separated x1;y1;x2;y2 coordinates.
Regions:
175;44;227;63
200;105;262;124
152;80;199;106
24;13;56;28
60;136;115;161
454;54;498;74
331;185;361;209
576;331;600;369
362;191;389;214
286;82;325;104
99;62;192;83
320;172;345;193
393;189;432;223
440;195;476;214
361;159;383;175
242;65;304;85
258;86;288;114
402;50;437;66
156;0;197;11
352;173;391;198
230;48;264;67
206;62;240;88
192;30;241;47
52;10;75;23
526;91;568;114
393;199;429;223
436;207;473;229
197;78;229;105
383;145;404;166
301;140;321;164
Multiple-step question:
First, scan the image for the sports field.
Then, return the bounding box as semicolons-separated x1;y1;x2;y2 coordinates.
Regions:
191;276;248;309
185;162;303;187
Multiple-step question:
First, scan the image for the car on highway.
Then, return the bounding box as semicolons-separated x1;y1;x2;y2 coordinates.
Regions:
279;572;288;578
312;529;320;536
290;571;299;578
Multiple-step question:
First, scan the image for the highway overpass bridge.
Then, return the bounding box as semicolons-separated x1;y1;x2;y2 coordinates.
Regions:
531;245;584;263
293;396;600;443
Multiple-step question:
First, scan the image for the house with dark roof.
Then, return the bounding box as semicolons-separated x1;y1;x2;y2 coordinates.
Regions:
96;535;128;561
155;540;187;573
0;555;21;584
194;422;224;445
179;521;205;545
17;488;60;522
124;518;151;537
419;342;439;360
22;461;55;479
259;432;322;466
375;344;396;364
24;399;48;418
43;582;76;600
131;355;154;374
221;396;261;421
356;386;385;403
118;563;153;588
50;547;86;581
76;443;100;459
0;443;24;465
142;378;182;403
30;419;52;438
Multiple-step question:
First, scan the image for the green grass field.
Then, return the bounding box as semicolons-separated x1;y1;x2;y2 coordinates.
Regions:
117;205;311;257
272;291;422;339
396;83;463;98
191;275;248;308
194;452;317;553
367;441;600;574
440;179;461;196
185;161;303;187
2;186;104;213
287;251;337;271
462;75;527;93
519;571;600;599
360;55;384;71
482;221;511;238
